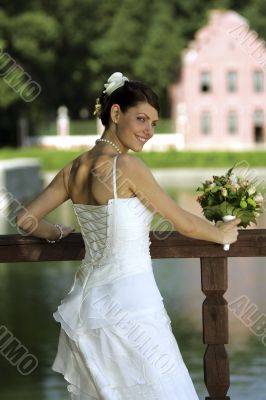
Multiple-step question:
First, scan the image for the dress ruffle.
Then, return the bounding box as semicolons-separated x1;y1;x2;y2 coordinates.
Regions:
52;270;199;399
52;325;199;400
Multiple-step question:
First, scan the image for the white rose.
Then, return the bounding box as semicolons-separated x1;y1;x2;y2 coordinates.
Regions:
231;183;240;191
254;193;264;205
240;179;249;187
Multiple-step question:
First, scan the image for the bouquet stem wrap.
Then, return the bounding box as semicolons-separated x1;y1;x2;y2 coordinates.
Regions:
222;215;236;250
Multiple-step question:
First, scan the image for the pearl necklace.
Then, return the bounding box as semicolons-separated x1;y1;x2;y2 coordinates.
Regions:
95;138;122;154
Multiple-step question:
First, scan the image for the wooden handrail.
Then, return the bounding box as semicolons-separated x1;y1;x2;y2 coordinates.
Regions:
1;229;266;399
0;229;266;262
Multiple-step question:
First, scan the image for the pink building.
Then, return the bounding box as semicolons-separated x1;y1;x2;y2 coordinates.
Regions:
170;10;266;150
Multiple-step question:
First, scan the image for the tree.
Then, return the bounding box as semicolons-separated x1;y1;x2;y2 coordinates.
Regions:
88;0;150;92
0;7;60;145
134;1;186;113
242;0;266;39
0;0;262;146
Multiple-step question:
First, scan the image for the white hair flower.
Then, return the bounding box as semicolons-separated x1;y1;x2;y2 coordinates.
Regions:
103;72;129;96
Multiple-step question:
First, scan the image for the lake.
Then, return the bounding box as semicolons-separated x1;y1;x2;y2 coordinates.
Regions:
0;184;266;400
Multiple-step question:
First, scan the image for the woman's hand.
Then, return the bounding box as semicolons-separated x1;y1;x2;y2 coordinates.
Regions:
16;216;76;241
50;223;75;241
57;224;76;239
215;218;241;245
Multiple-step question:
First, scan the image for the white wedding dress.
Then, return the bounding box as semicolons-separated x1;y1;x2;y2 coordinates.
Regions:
52;154;199;399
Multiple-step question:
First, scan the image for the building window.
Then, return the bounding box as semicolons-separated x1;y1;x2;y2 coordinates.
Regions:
227;71;237;92
253;109;264;143
227;111;238;134
200;111;211;134
253;70;264;92
200;71;211;92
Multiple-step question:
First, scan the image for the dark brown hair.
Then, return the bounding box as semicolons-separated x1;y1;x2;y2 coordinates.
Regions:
97;80;160;127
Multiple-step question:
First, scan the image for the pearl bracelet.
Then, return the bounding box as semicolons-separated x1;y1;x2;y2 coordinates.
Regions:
46;223;64;243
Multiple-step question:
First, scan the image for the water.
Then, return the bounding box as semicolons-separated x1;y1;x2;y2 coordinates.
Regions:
0;186;266;400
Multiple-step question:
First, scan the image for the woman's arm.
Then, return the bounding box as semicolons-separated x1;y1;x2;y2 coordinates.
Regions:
16;162;75;240
121;154;240;245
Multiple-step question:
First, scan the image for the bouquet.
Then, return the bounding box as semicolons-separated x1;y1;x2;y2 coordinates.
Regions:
196;166;264;250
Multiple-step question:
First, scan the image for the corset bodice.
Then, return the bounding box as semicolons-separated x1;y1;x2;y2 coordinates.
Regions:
71;155;154;287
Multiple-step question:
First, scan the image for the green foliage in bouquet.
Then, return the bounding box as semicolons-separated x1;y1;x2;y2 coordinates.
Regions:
196;166;264;228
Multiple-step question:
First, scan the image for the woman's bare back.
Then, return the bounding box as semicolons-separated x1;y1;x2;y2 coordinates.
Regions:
68;150;135;206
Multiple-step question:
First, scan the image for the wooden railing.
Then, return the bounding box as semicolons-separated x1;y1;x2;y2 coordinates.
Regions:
1;229;266;399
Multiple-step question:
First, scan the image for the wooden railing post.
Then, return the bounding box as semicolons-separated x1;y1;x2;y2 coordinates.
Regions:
201;257;230;400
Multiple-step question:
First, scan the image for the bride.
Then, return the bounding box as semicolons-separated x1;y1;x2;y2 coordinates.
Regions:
15;72;240;399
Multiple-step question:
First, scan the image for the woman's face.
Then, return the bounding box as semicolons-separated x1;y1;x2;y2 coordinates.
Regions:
114;102;159;152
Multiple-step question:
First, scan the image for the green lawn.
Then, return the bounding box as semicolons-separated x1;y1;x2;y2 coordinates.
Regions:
36;118;175;135
0;146;266;171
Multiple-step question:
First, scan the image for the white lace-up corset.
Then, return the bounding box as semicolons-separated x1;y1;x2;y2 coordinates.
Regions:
72;155;154;287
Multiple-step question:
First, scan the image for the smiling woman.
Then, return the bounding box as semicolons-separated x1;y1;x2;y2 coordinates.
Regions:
15;72;240;400
94;72;159;153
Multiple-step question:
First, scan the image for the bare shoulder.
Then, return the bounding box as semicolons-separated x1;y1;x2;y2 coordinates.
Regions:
118;152;143;164
123;152;156;177
118;153;150;174
49;153;88;193
60;151;89;193
116;154;163;203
